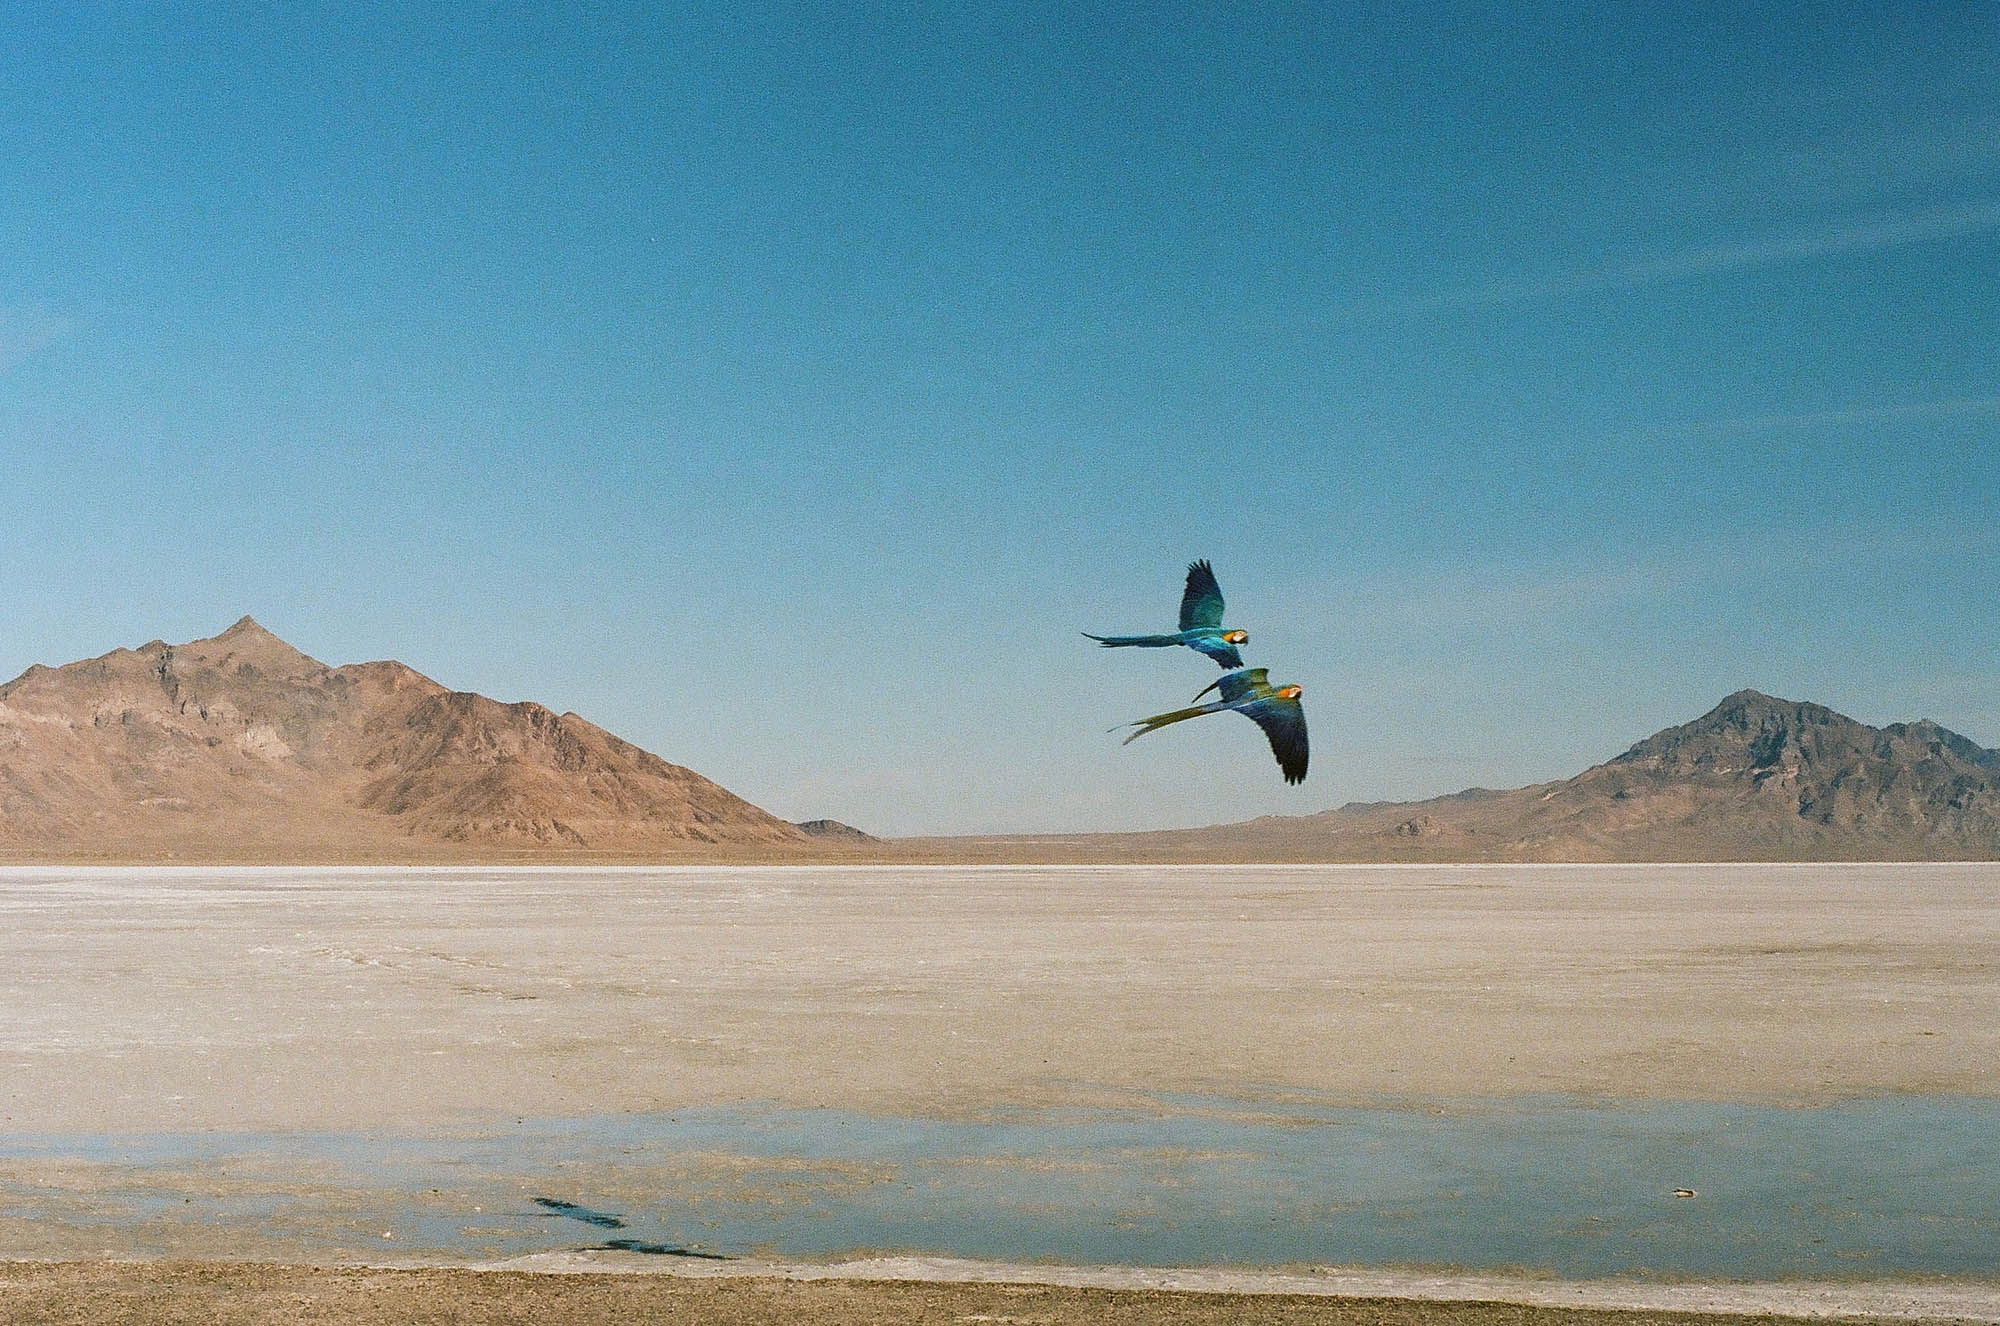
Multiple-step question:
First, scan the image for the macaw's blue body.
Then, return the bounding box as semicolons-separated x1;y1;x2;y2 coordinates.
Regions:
1085;560;1247;669
1119;666;1309;784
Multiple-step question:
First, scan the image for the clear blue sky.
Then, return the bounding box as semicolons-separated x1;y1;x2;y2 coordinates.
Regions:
3;3;1995;834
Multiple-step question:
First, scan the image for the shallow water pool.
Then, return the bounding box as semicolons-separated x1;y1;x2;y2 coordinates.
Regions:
4;1094;1998;1277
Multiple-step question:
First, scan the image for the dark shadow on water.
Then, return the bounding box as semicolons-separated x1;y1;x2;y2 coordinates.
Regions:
531;1196;625;1228
533;1195;734;1258
594;1237;732;1259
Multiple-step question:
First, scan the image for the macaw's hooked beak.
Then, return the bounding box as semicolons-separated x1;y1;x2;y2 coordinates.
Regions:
1225;630;1248;645
1281;685;1303;700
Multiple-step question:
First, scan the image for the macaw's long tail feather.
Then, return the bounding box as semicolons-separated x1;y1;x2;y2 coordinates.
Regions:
1083;632;1184;648
1120;698;1240;744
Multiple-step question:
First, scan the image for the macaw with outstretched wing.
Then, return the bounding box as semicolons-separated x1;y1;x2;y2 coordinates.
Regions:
1084;560;1247;669
1117;667;1308;785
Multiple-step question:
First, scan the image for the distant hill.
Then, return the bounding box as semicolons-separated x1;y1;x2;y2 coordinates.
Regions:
794;818;877;842
920;690;2000;862
0;618;826;861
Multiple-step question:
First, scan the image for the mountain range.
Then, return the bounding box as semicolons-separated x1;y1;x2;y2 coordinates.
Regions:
2;621;1994;861
0;618;824;860
929;690;2000;861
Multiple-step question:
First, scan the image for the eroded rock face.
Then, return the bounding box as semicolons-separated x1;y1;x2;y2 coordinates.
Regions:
1599;690;2000;840
1438;692;1995;858
0;618;809;856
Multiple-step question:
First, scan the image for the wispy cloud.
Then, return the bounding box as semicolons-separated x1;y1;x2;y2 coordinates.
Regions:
0;307;72;374
1323;511;2000;639
1351;200;2000;318
1627;393;2000;442
1332;555;1696;632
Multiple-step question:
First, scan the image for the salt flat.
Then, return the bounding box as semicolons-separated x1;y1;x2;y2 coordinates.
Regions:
3;862;1997;1133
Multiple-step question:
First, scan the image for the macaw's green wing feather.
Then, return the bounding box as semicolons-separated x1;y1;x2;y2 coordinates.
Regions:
1240;693;1309;784
1214;667;1270;705
1178;560;1226;631
1196;667;1267;703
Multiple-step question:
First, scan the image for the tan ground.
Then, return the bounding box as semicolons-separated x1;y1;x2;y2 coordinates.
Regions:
6;863;2000;1322
3;863;1997;1134
5;1260;1995;1326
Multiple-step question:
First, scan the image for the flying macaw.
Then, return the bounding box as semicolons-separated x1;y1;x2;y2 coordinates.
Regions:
1117;666;1308;784
1084;560;1248;669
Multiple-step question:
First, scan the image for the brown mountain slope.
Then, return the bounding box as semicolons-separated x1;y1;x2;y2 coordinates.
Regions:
921;690;2000;862
0;617;812;860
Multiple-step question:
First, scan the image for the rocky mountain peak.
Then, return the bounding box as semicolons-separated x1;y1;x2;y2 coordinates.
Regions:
1612;690;1873;773
165;615;326;677
0;621;824;858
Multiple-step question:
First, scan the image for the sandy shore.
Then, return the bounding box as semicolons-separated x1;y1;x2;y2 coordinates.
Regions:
3;862;1997;1133
502;1253;2000;1320
6;1258;2000;1325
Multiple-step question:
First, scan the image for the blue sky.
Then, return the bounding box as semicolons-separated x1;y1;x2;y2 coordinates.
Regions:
2;3;1995;834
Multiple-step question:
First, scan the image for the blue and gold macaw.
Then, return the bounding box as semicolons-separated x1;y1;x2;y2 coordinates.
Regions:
1118;667;1308;784
1084;560;1248;669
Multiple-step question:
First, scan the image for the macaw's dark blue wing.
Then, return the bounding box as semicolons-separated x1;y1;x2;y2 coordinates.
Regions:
1240;692;1309;784
1189;636;1245;669
1178;560;1226;631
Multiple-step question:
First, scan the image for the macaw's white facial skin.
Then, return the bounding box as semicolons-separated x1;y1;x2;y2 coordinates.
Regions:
1224;630;1248;646
1280;685;1302;700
